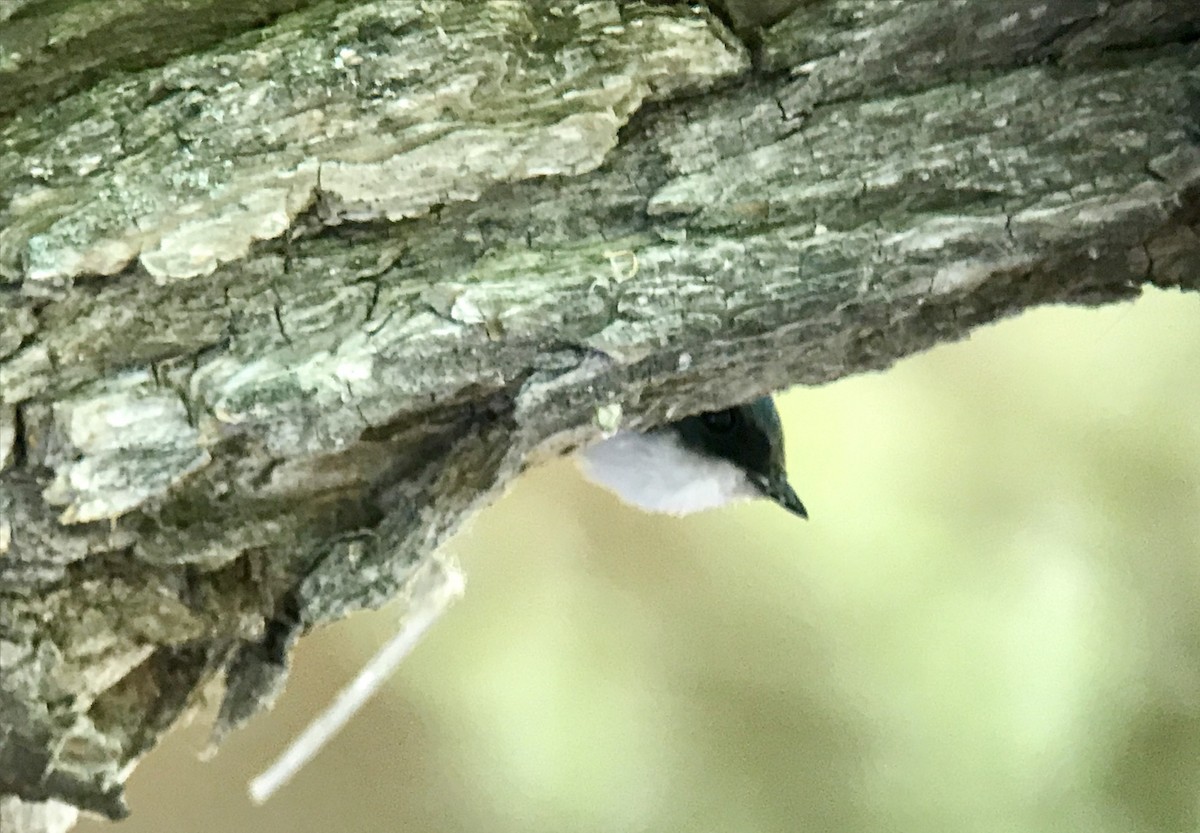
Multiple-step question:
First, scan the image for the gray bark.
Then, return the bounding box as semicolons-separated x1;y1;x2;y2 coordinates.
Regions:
1;0;1198;828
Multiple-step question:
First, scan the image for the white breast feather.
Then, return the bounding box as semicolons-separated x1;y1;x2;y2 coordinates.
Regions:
577;430;757;515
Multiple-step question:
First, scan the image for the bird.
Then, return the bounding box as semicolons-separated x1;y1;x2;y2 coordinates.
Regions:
577;396;807;518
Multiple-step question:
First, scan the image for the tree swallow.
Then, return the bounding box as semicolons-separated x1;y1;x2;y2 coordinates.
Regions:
578;396;807;518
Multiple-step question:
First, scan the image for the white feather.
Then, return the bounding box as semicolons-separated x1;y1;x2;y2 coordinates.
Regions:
577;430;758;515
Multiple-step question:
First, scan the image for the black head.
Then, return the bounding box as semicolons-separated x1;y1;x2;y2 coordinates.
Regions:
671;396;807;518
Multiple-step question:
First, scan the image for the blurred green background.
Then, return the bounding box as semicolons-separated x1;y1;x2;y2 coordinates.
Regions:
80;289;1199;833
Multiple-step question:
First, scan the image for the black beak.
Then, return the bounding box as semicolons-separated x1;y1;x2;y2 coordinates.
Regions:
755;475;808;519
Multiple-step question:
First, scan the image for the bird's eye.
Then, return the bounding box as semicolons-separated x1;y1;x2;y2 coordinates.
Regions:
700;409;738;433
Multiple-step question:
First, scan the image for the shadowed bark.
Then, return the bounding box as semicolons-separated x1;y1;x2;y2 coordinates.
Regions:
1;1;1198;830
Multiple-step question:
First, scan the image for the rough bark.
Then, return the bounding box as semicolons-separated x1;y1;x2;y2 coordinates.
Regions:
1;0;1197;829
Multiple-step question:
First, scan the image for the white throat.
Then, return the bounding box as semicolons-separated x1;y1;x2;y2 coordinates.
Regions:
577;430;759;516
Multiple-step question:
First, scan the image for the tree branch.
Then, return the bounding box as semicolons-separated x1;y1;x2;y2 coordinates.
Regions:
1;0;1197;827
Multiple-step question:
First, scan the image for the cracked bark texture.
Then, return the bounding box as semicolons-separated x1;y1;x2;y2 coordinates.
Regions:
1;1;1198;830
